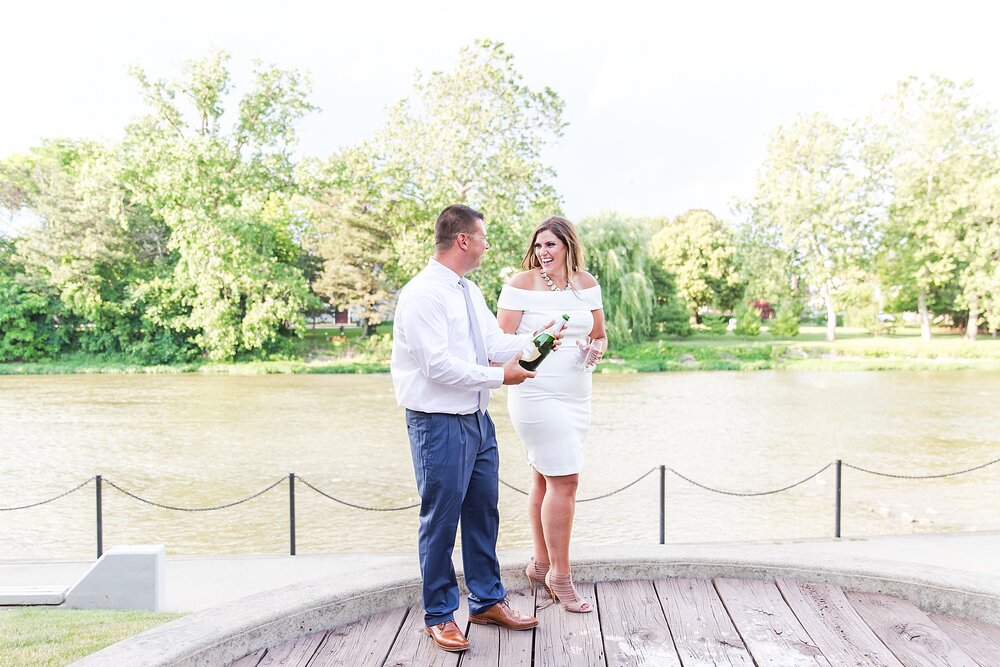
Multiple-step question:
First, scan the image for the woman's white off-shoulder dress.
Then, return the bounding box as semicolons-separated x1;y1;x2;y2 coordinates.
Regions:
497;285;603;476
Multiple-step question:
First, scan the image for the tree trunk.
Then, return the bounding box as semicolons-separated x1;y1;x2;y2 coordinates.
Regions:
918;289;931;341
966;294;979;341
823;285;836;342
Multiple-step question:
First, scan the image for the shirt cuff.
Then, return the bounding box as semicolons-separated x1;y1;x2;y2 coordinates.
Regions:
486;366;505;389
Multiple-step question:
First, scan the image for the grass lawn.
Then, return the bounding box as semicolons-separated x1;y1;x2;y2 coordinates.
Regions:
604;325;1000;373
3;323;1000;375
0;608;184;667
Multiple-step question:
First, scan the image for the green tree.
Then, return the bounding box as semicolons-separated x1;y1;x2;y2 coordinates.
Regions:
874;76;997;340
963;171;1000;334
0;239;65;361
121;51;317;360
308;149;397;335
363;40;565;306
648;262;694;337
746;113;878;341
650;209;743;320
4;140;181;360
733;300;761;336
578;212;655;344
769;301;801;337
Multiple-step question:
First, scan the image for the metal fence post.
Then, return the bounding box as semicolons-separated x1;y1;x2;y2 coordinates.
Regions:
659;465;666;545
289;473;296;556
834;459;842;539
96;475;103;559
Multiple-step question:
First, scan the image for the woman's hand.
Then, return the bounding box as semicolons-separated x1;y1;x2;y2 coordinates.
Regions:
534;319;565;351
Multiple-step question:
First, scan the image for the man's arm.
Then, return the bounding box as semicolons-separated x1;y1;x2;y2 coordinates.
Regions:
400;289;505;390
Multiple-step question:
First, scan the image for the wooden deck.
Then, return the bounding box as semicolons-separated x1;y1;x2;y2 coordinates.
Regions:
228;578;1000;666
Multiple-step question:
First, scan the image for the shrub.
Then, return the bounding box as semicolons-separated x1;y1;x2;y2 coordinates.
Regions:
701;313;728;335
769;302;801;337
733;302;761;336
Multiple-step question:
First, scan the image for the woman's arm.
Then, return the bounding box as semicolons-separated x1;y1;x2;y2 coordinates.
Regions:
497;308;524;334
589;308;607;341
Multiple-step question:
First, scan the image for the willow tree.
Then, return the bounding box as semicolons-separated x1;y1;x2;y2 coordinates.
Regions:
747;113;877;341
578;212;655;344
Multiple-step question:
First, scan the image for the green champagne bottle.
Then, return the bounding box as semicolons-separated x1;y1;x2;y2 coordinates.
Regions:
519;314;570;371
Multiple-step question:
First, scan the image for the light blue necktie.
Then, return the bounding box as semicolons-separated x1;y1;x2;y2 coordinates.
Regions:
459;278;490;413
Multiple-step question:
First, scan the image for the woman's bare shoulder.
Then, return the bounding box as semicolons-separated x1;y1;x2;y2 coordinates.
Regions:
507;270;538;289
573;271;599;289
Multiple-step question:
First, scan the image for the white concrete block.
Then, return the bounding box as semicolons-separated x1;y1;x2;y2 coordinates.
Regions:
0;585;68;605
64;545;165;611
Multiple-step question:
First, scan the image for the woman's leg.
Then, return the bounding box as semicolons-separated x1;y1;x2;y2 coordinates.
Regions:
540;473;579;576
528;468;549;565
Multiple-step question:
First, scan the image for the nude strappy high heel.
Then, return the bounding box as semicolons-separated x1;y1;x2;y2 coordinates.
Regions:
525;557;550;594
544;570;593;613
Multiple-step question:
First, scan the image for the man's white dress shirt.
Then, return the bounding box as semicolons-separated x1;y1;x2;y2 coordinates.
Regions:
391;258;529;415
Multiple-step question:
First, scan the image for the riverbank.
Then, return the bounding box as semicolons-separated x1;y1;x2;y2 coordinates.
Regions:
3;325;1000;375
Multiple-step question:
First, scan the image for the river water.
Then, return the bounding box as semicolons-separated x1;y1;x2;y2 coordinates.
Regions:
1;371;998;560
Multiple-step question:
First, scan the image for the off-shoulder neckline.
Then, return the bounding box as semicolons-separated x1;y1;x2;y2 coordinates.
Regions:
501;285;600;293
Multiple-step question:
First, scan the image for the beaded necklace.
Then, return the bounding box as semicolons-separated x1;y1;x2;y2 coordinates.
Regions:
539;267;568;291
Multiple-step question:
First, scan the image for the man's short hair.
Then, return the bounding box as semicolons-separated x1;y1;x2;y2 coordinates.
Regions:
435;205;484;248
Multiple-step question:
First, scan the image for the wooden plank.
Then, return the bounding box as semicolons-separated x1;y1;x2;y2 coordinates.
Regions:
655;578;754;666
500;587;537;666
846;591;981;667
383;604;468;667
776;578;904;667
496;588;537;666
228;648;266;667
928;614;1000;667
462;604;500;665
309;607;409;666
462;589;538;665
534;581;605;667
256;631;324;666
714;578;831;667
597;579;680;667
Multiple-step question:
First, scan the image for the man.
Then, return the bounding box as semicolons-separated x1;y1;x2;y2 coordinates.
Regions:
391;204;552;652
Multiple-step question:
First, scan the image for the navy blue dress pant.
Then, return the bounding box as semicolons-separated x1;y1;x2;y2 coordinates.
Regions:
405;408;506;626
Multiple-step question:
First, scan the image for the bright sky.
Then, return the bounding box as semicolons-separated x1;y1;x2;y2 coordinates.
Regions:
2;0;999;229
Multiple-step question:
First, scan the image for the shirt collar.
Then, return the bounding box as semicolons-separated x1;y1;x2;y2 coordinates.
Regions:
427;257;464;286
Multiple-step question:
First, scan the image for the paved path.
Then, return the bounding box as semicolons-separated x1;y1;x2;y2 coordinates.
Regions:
3;531;998;612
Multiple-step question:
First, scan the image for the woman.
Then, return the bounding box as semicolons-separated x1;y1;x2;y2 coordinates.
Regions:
497;216;607;613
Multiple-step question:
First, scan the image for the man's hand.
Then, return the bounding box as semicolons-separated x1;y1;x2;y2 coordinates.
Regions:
532;319;566;351
502;353;535;385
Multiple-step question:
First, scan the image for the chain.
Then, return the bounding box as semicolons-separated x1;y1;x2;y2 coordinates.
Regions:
297;476;420;512
499;478;529;495
103;477;285;511
0;477;94;511
843;456;1000;479
579;467;660;502
500;467;659;502
5;455;998;515
667;463;833;497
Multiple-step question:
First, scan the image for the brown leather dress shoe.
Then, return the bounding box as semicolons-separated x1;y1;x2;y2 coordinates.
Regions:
469;598;538;630
425;620;470;652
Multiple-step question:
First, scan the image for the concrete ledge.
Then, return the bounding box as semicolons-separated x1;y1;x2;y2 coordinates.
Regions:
72;543;1000;667
0;585;68;606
